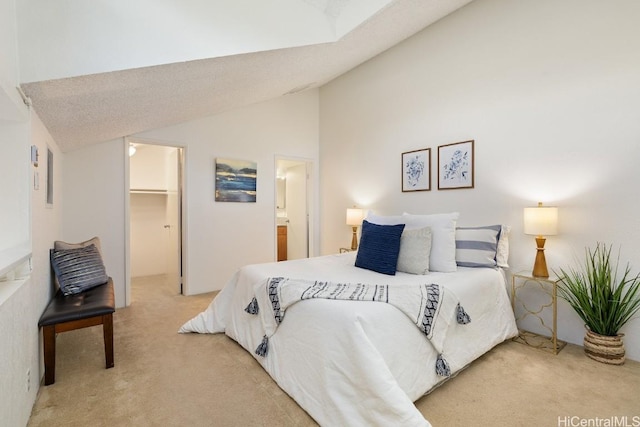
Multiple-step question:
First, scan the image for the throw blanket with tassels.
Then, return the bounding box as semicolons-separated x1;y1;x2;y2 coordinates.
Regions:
245;277;471;377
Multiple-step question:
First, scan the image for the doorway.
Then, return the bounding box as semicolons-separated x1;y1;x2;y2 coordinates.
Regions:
128;141;184;301
275;157;313;261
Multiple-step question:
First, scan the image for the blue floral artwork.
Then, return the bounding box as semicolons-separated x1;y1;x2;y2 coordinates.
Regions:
402;149;431;192
438;140;474;190
443;149;469;181
406;156;424;186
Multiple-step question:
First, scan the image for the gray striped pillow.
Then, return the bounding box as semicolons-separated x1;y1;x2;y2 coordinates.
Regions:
50;244;108;295
455;225;501;268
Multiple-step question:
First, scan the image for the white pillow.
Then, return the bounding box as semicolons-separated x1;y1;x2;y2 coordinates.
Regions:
397;227;431;275
496;225;511;268
402;212;459;272
54;236;102;255
365;211;402;225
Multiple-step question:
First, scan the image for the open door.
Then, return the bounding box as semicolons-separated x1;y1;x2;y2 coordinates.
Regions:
275;157;313;261
165;147;183;293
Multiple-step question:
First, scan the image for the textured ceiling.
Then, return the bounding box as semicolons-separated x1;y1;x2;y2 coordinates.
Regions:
301;0;350;21
20;0;473;152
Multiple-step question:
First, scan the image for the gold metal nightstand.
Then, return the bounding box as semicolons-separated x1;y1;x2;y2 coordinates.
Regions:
511;272;567;354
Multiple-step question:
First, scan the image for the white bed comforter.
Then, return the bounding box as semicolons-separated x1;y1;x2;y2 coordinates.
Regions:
180;253;518;427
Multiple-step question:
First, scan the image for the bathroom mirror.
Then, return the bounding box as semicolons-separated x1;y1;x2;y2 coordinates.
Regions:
276;178;286;209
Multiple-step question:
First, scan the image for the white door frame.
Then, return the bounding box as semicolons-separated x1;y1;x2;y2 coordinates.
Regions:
124;137;187;306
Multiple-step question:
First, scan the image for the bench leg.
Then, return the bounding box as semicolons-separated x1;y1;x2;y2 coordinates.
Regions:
103;313;114;369
43;325;56;386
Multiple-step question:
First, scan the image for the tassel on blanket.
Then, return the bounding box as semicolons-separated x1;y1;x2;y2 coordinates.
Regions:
435;354;451;377
255;335;269;357
245;297;259;315
456;303;471;325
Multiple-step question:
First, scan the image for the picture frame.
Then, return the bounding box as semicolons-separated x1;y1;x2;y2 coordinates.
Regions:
402;148;431;192
438;140;474;190
215;158;257;202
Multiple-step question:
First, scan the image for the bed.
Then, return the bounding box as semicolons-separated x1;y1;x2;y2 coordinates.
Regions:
180;213;518;427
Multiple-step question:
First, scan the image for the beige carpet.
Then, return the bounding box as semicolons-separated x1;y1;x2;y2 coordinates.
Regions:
28;275;640;427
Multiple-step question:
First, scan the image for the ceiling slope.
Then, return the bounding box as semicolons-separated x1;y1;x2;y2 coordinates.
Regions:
20;0;473;152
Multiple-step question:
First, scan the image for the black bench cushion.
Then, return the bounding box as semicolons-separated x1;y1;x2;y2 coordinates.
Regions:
39;278;115;327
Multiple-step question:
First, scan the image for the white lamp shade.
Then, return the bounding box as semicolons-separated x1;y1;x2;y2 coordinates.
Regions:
346;208;364;226
524;204;558;236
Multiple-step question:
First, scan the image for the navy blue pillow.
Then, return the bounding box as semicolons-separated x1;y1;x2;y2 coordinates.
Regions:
355;220;406;275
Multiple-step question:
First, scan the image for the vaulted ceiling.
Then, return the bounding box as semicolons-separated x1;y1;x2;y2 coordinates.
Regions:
18;0;473;152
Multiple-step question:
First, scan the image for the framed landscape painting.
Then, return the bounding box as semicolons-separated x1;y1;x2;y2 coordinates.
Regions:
402;148;431;192
437;140;474;190
215;158;257;202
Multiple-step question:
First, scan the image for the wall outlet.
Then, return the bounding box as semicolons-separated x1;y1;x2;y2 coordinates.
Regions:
26;369;30;392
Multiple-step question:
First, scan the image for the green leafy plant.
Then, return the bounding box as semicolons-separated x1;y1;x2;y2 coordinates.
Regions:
556;243;640;336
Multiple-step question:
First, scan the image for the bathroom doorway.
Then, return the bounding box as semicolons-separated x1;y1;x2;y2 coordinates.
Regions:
275;157;313;261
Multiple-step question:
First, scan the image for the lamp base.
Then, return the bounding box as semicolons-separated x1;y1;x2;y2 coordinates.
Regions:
532;236;549;278
351;226;358;251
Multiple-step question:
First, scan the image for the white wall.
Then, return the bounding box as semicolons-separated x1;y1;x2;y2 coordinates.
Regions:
0;0;27;121
62;90;319;302
130;194;169;277
319;0;640;360
16;0;336;82
0;0;18;85
0;0;29;273
0;3;57;423
0;111;63;427
136;90;320;295
63;140;127;307
129;144;170;191
15;1;399;83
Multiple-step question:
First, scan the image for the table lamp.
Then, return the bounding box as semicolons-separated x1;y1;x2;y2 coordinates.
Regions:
346;208;365;251
524;202;558;277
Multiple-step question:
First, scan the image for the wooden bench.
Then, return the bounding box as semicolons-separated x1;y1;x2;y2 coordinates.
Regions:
38;278;115;385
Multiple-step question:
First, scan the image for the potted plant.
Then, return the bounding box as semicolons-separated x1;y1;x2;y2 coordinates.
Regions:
556;243;640;365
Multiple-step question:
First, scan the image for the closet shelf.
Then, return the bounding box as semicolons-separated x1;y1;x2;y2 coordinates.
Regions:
130;189;168;194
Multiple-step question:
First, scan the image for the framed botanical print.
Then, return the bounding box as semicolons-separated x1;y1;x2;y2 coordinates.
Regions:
437;140;474;190
402;148;431;192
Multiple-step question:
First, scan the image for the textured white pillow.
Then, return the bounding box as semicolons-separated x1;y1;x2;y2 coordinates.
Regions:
396;227;432;275
496;225;511;268
402;212;459;272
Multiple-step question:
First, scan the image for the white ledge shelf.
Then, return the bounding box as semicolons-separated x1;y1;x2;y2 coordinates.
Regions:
130;189;168;194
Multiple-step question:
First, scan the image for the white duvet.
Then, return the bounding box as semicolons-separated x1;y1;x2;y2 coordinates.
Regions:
180;253;518;427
